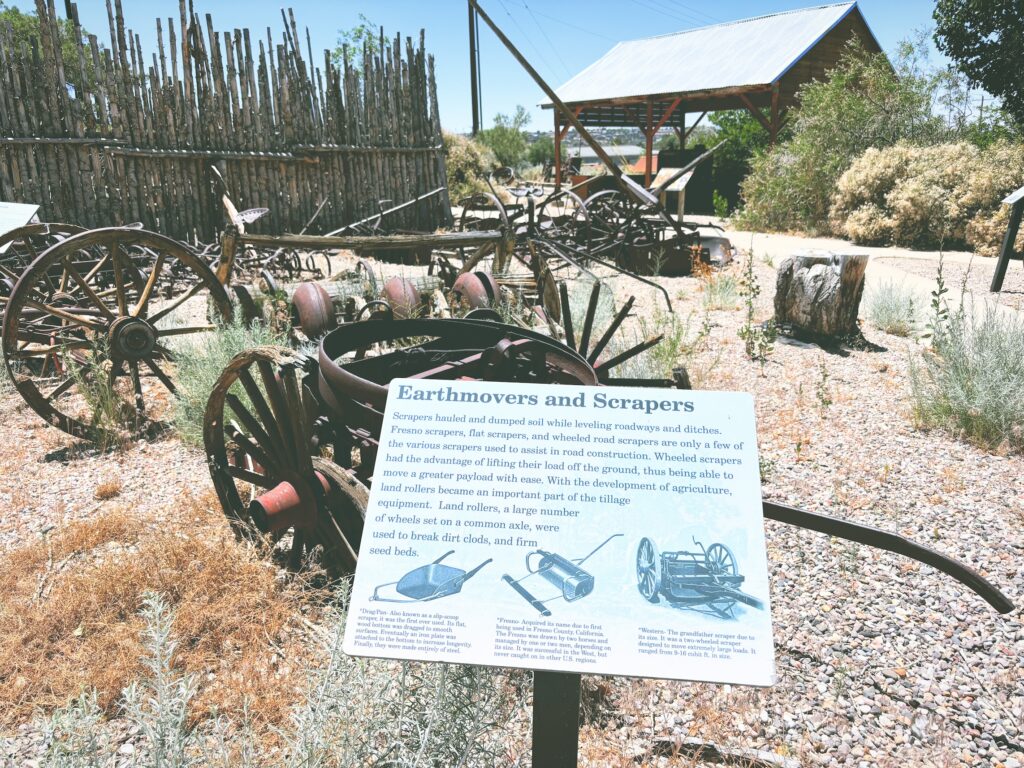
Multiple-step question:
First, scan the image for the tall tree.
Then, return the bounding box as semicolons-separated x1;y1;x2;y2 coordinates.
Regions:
934;0;1024;126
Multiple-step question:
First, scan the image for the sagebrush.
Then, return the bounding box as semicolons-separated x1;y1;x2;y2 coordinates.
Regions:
866;280;918;337
170;319;287;447
831;141;1024;252
910;303;1024;452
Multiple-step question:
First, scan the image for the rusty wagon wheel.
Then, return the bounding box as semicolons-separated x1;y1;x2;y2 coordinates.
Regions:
536;190;589;247
203;346;367;575
1;227;232;442
636;537;662;603
584;190;655;259
0;223;86;297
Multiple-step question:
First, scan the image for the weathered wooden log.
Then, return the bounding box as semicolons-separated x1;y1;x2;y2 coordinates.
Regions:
773;251;868;338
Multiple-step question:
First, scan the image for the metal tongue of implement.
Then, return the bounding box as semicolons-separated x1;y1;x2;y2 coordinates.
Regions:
503;534;623;616
371;551;493;603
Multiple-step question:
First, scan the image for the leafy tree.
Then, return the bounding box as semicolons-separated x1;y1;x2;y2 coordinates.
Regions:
934;0;1024;127
330;13;380;73
527;135;554;166
477;106;530;168
706;110;773;210
0;3;92;89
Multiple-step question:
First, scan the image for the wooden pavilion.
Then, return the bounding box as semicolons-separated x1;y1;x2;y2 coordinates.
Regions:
545;2;883;188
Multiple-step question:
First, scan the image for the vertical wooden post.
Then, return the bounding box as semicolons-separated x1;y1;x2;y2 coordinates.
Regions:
990;198;1023;292
644;98;654;188
533;671;582;767
468;1;480;136
554;111;562;192
680;111;686;150
770;82;780;145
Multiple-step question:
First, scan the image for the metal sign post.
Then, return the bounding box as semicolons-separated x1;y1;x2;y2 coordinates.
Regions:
533;671;582;766
990;185;1024;293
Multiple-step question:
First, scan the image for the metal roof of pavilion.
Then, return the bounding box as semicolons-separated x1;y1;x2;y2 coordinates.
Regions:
550;2;875;106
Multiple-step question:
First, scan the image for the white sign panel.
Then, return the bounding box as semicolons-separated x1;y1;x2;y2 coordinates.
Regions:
343;380;775;686
0;201;40;242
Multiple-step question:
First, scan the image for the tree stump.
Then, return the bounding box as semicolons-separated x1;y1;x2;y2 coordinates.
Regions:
773;251;868;338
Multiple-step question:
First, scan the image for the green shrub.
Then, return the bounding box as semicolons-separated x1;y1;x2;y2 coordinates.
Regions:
476;106;530;169
735;38;948;234
170;319;287;448
910;303;1024;452
866;280;918;337
443;131;497;202
831;141;1024;251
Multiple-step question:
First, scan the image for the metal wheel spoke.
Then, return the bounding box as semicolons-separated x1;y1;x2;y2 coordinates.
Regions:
148;280;207;324
155;324;216;337
111;240;128;316
132;251;165;317
142;357;176;393
226;393;281;465
226;421;279;474
236;369;287;457
23;300;105;332
61;256;116;320
43;375;77;403
128;360;146;417
226;464;276;488
257;359;293;460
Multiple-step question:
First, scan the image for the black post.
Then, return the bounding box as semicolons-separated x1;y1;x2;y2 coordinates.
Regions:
532;671;582;767
990;197;1023;292
468;1;481;136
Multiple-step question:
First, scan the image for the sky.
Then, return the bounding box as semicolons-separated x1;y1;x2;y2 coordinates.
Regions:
67;0;945;134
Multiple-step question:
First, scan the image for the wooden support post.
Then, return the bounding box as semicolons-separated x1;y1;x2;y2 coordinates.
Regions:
990;197;1023;292
644;99;654;187
770;82;780;145
680;112;686;149
532;671;581;768
738;93;772;135
554;111;562;191
468;2;480;136
684;111;707;145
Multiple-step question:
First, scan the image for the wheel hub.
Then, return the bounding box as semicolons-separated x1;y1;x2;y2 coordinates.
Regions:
108;316;157;360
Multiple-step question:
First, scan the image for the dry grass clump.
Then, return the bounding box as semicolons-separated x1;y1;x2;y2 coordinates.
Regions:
831;141;1024;253
93;478;123;500
0;493;314;729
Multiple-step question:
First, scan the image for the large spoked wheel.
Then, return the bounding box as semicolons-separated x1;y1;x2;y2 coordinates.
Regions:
705;542;738;616
636;537;662;603
584;190;655;259
0;223;86;297
1;227;232;442
203;346;368;575
705;543;738;580
537;190;589;247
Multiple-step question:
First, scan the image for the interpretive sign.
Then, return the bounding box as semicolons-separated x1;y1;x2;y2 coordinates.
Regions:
343;379;775;686
0;202;39;243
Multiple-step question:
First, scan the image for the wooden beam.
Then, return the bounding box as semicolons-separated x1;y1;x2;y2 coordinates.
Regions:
683;111;707;143
652;96;682;133
770;83;780;145
554;111;562;191
644;99;654;187
990;198;1023;292
739;93;772;134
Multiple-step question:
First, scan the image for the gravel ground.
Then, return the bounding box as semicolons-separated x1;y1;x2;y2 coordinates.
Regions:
1;243;1021;767
874;255;1024;311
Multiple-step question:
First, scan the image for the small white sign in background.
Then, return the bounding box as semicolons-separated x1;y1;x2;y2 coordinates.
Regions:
343;379;775;686
0;202;40;244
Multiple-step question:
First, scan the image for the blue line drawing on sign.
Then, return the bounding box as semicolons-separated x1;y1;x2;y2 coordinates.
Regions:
635;536;765;619
371;550;492;603
502;533;623;617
